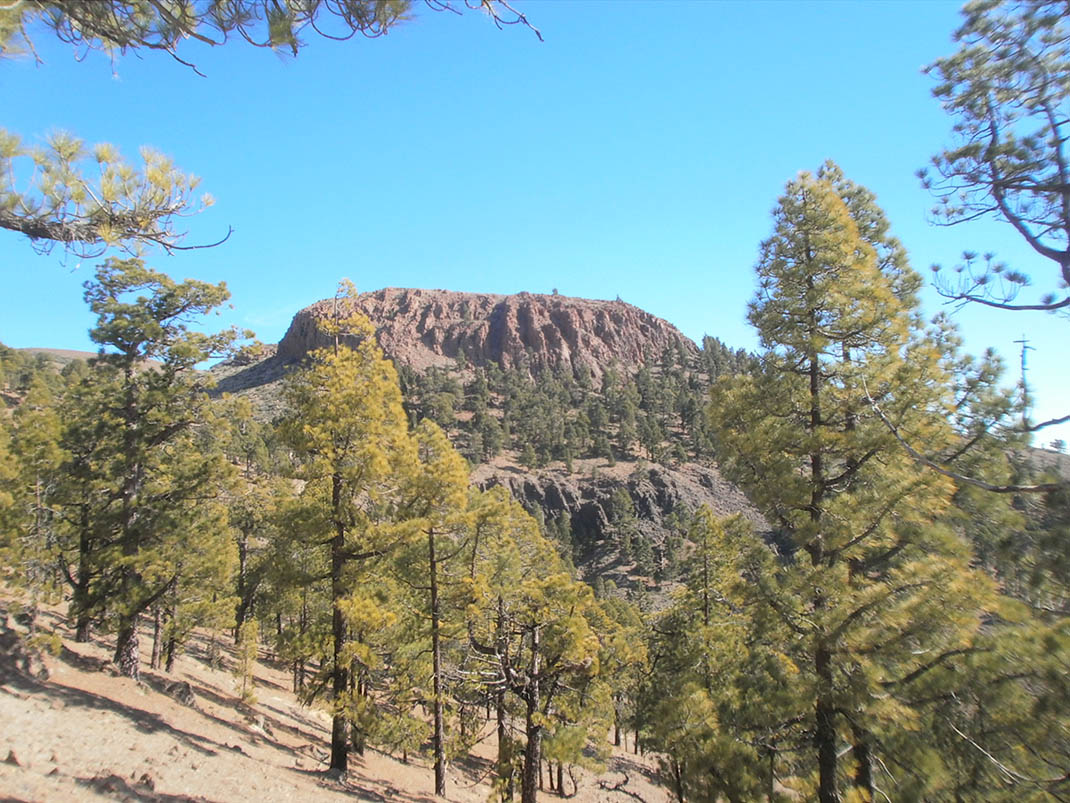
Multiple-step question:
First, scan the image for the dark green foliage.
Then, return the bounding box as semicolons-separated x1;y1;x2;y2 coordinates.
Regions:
609;487;639;565
691;168;1019;802
76;259;242;679
0;344;78;398
1;261;245;679
390;338;753;473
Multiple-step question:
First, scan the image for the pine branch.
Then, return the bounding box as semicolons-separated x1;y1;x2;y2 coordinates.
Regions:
862;380;1066;493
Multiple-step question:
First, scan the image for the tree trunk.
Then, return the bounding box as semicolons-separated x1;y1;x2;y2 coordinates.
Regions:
164;637;177;672
496;596;514;802
234;531;249;644
556;762;564;797
815;642;839;803
329;580;349;771
329;472;349;774
767;746;776;802
521;626;541;803
116;399;144;679
293;603;306;692
429;529;446;797
207;628;220;669
497;686;513;801
114;614;140;680
852;727;874;802
73;502;92;643
74;612;91;643
349;660;365;757
351;708;365;756
164;603;177;673
150;606;162;670
805;327;837;803
672;758;685;803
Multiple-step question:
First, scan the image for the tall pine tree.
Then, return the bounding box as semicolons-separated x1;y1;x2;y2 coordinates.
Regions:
708;169;998;801
280;283;415;774
76;258;241;679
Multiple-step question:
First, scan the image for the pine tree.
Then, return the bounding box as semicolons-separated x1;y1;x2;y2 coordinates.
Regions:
280;284;415;774
264;494;334;693
463;487;608;803
462;487;542;800
400;420;471;796
234;619;259;704
643;511;783;802
597;593;648;753
923;0;1070;314
5;375;67;606
221;397;292;643
925;478;1070;801
708;169;998;801
53;369;113;643
0;419;20;583
71;258;241;680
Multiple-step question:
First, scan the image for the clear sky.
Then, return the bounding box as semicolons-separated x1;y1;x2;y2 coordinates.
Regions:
2;0;1067;443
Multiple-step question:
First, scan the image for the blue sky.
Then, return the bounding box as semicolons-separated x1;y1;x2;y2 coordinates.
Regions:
2;0;1067;443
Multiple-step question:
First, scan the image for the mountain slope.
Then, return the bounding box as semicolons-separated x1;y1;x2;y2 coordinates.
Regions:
214;287;763;586
0;603;667;802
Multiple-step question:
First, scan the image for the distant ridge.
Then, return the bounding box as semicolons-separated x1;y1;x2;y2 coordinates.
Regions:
18;348;98;365
18;347;163;371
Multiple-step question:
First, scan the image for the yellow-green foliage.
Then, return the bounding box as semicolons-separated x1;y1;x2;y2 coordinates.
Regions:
234;619;259;704
670;168;1009;801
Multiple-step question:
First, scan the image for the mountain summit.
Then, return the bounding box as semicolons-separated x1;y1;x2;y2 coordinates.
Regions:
275;287;698;381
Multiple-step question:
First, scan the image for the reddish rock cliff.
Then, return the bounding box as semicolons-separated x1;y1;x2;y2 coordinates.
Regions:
276;288;698;380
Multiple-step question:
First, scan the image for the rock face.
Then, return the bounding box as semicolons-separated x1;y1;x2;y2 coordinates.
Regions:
276;288;698;380
471;460;766;585
474;461;763;544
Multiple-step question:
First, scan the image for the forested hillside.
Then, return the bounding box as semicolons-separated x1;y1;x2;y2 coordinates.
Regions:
208;287;761;588
2;0;1070;801
3;165;1068;801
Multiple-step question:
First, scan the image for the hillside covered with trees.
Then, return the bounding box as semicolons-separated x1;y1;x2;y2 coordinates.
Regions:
2;1;1070;801
4;160;1069;800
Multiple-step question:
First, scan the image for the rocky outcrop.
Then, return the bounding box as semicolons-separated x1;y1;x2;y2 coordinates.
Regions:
471;460;767;584
275;288;698;381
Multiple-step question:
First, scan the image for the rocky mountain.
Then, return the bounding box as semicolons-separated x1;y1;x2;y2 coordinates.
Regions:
274;287;699;381
215;287;763;588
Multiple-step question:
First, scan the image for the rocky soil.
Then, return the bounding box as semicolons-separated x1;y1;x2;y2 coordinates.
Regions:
0;601;668;803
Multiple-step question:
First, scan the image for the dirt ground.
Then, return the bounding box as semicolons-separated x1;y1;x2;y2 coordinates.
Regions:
0;604;668;803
